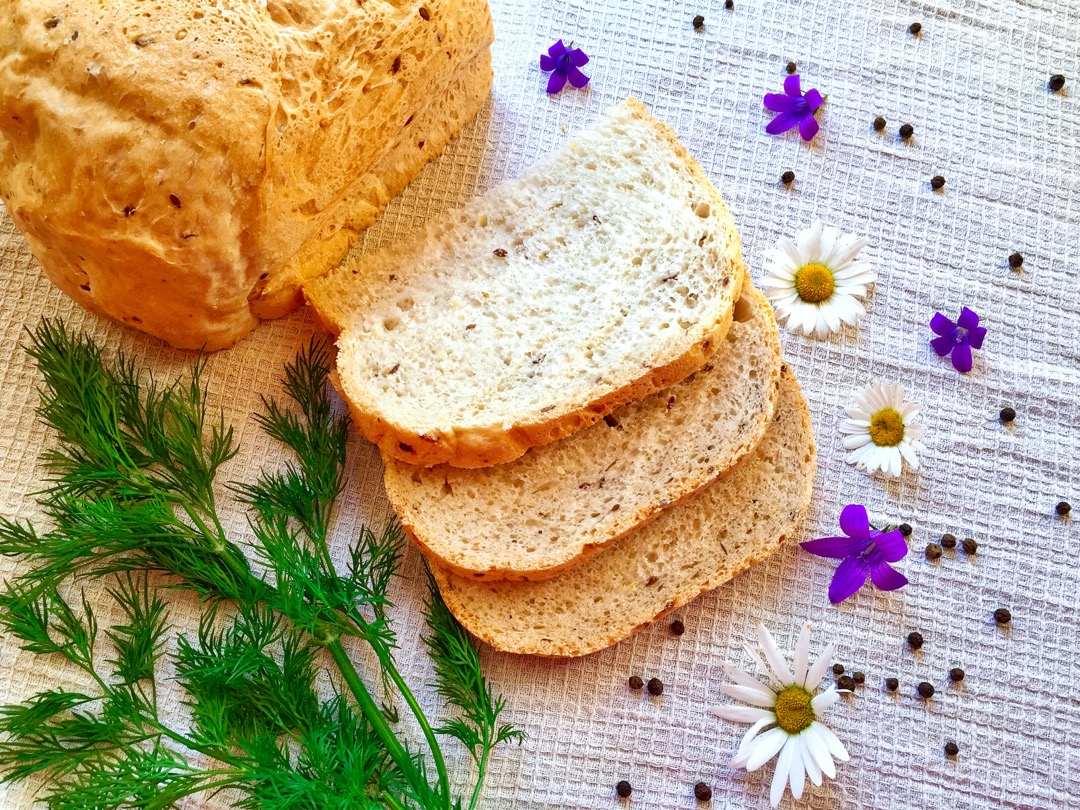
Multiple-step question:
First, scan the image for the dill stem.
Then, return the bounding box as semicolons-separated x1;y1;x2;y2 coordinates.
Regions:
467;739;492;810
381;790;410;810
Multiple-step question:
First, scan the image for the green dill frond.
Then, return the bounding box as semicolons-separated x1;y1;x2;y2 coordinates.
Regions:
104;573;169;686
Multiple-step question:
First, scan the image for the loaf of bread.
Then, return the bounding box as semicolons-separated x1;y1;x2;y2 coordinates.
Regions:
430;365;816;657
306;98;747;468
384;284;782;581
0;0;494;349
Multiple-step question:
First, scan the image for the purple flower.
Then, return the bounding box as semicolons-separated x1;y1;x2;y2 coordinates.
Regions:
801;505;909;604
540;40;589;95
763;75;823;141
930;307;986;373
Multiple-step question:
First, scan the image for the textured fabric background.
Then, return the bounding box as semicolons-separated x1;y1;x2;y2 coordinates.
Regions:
1;0;1078;807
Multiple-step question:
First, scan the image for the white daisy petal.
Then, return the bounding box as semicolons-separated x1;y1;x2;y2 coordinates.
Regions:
721;683;780;708
710;705;775;724
802;738;823;786
743;644;785;690
814;311;830;339
811;687;841;712
803;641;833;688
843;433;872;450
804;724;837;779
746;727;789;772
898;440;921;469
792;625;811;687
788;736;806;800
757;623;794;685
722;664;779;699
730;717;776;768
812;720;851;762
771;737;798;806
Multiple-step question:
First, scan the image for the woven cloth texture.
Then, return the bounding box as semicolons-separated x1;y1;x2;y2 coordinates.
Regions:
1;0;1078;807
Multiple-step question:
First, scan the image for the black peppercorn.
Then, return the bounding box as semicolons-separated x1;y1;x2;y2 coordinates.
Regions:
907;631;924;650
781;170;795;184
694;782;713;801
917;681;935;698
945;741;959;756
1008;252;1024;269
962;537;978;555
616;780;633;798
925;542;942;560
999;407;1016;423
647;677;664;696
832;663;845;675
940;533;957;549
1056;501;1072;516
949;667;965;682
853;671;865;685
628;675;644;690
873;116;887;131
1049;74;1066;92
909;22;922;35
837;675;856;691
670;619;686;636
725;0;734;8
786;61;797;74
899;523;913;537
693;14;704;29
899;123;914;139
994;607;1012;625
930;175;945;190
885;677;899;691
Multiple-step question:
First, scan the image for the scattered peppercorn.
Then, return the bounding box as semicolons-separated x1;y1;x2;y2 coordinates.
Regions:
853;671;865;685
885;677;899;691
925;542;942;560
909;22;922;35
945;741;960;757
940;533;957;549
962;537;978;555
1056;501;1072;516
930;175;946;190
1008;252;1024;269
837;675;856;691
694;782;713;801
949;667;965;682
647;677;664;696
781;170;795;184
670;619;686;636
899;523;913;537
1049;74;1066;92
917;681;935;698
725;0;734;8
616;780;633;798
1000;406;1016;423
832;663;845;675
873;116;887;131
786;61;797;74
628;675;644;690
899;123;914;139
907;631;924;651
693;14;704;29
994;607;1012;625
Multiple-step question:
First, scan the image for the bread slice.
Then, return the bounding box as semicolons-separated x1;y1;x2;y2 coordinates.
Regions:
305;98;746;468
383;283;782;581
430;365;816;657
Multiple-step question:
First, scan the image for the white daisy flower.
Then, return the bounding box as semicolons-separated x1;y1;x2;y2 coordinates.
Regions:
710;623;849;807
761;221;876;338
839;381;927;477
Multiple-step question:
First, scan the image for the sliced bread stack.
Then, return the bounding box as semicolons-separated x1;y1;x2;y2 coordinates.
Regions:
306;98;815;657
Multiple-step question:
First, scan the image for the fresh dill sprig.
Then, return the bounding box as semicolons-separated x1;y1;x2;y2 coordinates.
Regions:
0;320;521;810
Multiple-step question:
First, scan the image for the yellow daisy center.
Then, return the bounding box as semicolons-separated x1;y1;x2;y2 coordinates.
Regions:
869;407;905;447
793;263;835;304
774;685;815;734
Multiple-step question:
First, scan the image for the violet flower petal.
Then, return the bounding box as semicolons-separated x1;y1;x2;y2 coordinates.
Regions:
957;307;980;330
869;561;909;591
968;325;987;350
951;341;973;373
803;88;823;111
873;530;908;563
801;535;870;559
930;334;956;357
764;93;795;112
569;49;589;67
838;504;871;538
566;65;590;89
829;557;869;603
784;74;802;96
930;312;954;336
548;40;566;58
766;112;800;134
798;114;820;141
546;70;568;95
540;54;556;71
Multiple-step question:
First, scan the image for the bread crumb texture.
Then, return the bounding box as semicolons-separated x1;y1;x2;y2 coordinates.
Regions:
307;98;747;467
384;284;782;581
0;0;494;349
431;365;816;657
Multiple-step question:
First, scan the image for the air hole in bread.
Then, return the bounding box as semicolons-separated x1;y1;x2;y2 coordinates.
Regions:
383;317;401;331
695;202;711;218
732;296;753;322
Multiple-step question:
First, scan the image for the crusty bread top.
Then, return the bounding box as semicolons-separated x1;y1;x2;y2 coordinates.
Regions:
383;284;783;581
306;98;747;467
431;365;816;657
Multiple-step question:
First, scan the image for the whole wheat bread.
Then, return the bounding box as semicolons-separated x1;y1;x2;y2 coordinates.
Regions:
305;98;746;468
430;365;816;657
384;284;782;581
